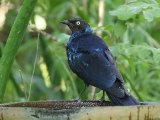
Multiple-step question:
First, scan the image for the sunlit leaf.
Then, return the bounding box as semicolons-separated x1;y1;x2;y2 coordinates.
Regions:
143;8;160;22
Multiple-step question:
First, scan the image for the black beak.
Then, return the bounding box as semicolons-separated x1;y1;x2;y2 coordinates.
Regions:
60;20;69;25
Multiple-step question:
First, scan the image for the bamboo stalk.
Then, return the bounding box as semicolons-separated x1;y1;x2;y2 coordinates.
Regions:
0;0;37;102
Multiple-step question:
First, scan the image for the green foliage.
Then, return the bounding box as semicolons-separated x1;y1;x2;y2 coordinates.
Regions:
0;0;37;102
110;0;160;22
0;0;160;103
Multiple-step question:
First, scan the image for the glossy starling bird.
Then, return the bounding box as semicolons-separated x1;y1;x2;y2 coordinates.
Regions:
61;18;139;106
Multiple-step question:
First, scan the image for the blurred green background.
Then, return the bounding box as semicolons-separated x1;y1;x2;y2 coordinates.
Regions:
0;0;160;103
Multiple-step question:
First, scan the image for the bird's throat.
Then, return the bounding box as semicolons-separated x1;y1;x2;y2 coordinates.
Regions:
70;26;92;40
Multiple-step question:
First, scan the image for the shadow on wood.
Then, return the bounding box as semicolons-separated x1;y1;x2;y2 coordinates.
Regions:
0;100;160;120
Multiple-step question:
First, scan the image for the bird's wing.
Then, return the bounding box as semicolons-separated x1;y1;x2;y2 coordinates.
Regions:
104;49;124;83
102;49;127;98
74;49;127;98
73;49;119;89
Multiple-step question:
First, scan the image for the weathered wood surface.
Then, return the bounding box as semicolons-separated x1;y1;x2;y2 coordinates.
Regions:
0;101;159;120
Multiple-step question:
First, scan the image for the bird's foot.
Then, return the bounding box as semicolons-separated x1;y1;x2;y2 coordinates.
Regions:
72;97;81;103
97;99;106;105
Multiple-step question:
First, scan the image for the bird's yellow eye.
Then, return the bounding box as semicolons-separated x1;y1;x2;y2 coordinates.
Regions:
76;21;80;25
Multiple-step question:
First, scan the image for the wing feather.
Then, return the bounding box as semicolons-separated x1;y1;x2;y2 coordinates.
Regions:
73;50;117;89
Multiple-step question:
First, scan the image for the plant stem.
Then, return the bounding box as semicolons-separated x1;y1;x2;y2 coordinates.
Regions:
0;0;37;102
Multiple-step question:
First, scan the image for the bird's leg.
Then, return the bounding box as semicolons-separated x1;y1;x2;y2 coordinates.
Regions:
96;90;106;105
74;84;88;102
98;90;105;102
101;90;105;101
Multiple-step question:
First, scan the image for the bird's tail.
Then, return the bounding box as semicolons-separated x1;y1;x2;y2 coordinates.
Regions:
107;92;140;106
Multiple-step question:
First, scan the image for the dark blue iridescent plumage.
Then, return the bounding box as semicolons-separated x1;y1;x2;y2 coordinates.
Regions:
61;18;139;106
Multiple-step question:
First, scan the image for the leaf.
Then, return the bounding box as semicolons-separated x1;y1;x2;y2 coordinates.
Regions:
123;29;130;44
113;22;126;37
95;91;102;99
109;1;159;21
143;8;160;22
152;49;160;64
128;0;138;3
142;0;159;4
110;5;135;20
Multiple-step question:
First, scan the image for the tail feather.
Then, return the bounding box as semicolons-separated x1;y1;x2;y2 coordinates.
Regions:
107;92;140;106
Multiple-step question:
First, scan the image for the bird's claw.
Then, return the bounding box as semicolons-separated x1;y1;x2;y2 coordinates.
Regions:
98;99;106;105
72;97;81;103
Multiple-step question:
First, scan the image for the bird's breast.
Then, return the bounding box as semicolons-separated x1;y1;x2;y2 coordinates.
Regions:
67;47;78;65
67;48;82;60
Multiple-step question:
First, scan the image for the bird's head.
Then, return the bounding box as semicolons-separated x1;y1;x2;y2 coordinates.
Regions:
61;18;91;34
